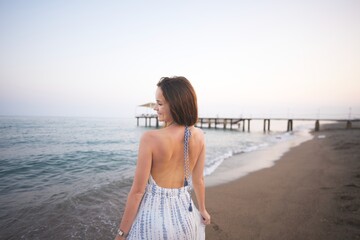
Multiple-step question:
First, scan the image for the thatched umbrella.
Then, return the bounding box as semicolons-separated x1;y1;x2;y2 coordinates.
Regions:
136;102;157;116
138;102;156;109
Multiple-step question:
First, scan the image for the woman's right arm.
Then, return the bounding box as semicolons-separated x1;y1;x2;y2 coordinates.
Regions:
192;133;210;225
114;132;153;239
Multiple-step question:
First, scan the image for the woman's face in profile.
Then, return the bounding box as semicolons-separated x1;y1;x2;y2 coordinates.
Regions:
154;87;172;123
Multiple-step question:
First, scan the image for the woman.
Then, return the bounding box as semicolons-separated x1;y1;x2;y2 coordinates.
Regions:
115;76;210;239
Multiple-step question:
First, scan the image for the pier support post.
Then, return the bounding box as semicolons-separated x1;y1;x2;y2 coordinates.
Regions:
242;120;245;132
200;118;203;128
315;120;320;131
263;119;271;132
230;119;233;130
208;119;211;128
137;117;139;126
346;120;352;129
215;118;217;129
263;119;266;132
223;119;227;129
287;120;290;131
247;119;251;132
156;117;159;128
287;120;293;131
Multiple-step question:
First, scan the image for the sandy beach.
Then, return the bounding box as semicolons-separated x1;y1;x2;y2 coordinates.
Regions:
205;123;360;240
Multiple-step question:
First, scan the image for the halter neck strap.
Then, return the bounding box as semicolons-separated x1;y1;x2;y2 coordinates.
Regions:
183;126;193;212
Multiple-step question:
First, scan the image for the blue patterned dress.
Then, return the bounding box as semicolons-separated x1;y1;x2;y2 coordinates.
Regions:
127;127;205;240
127;176;205;239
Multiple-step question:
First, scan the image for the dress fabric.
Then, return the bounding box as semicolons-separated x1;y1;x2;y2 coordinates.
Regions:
127;175;205;240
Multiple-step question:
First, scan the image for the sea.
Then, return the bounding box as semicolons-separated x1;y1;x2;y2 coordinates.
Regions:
0;116;312;239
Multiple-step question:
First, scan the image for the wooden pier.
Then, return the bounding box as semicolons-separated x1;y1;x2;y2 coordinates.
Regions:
196;117;303;132
136;114;159;128
136;116;359;132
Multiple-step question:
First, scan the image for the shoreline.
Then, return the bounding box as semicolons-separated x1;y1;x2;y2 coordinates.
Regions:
204;123;360;239
205;129;313;187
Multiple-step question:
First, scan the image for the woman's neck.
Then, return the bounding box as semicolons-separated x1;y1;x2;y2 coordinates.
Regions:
166;121;176;127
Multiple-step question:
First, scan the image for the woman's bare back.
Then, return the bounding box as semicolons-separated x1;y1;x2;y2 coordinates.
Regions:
148;125;204;188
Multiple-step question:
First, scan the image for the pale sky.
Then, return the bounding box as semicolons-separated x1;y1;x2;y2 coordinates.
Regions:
1;0;359;119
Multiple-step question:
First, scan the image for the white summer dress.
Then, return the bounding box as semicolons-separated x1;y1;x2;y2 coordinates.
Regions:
127;126;205;240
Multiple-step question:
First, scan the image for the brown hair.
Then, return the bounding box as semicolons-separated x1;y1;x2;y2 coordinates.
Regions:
157;76;198;126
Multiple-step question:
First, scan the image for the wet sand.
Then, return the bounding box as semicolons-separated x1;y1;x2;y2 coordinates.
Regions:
205;123;360;240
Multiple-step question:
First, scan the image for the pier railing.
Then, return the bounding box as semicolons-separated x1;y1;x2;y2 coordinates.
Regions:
136;115;359;132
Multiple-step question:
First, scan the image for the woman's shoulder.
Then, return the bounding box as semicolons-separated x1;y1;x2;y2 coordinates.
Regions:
190;126;205;142
140;129;161;140
139;128;167;143
140;126;204;141
191;126;204;134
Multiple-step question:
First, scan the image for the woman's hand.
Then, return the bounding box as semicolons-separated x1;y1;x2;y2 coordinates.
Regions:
114;235;125;240
200;209;211;225
114;231;127;240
